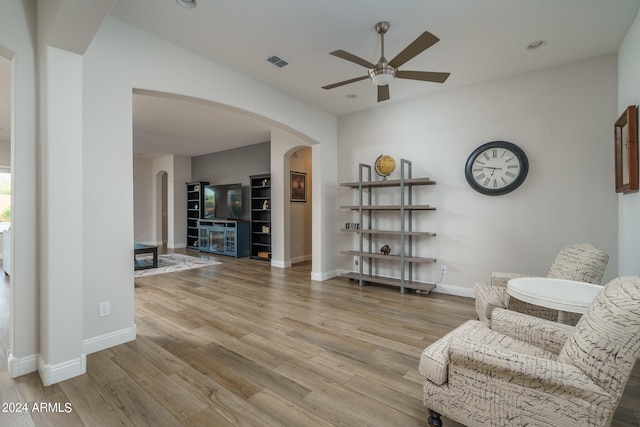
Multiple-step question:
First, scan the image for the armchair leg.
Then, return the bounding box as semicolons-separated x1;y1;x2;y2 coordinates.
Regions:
427;409;443;427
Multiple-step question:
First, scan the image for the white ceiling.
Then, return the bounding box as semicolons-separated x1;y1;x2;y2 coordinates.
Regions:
2;0;640;158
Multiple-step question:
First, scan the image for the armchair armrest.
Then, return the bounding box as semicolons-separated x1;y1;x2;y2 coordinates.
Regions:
473;282;507;322
490;308;573;355
490;272;528;288
448;336;614;407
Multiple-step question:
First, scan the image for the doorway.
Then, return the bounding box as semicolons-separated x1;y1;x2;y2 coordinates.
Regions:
288;146;312;264
0;54;11;371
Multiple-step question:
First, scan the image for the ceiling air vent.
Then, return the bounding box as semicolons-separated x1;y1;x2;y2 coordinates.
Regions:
267;56;289;68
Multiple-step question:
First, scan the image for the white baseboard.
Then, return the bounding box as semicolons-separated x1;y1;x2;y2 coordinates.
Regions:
7;326;136;385
271;259;291;268
334;269;474;298
431;283;475;298
7;351;38;378
168;243;187;249
291;254;312;264
38;354;86;386
83;324;136;355
311;269;339;281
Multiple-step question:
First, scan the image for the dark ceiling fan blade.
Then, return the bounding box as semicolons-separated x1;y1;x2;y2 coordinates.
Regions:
396;70;450;83
322;75;369;90
330;50;376;69
388;31;440;69
378;85;390;102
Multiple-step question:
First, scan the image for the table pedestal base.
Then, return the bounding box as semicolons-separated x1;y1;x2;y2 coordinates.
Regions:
557;310;570;325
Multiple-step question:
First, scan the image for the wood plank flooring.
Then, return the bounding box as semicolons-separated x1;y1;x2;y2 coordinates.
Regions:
1;251;639;426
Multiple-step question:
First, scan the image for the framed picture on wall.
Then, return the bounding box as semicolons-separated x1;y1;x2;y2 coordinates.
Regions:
614;105;638;194
291;171;307;202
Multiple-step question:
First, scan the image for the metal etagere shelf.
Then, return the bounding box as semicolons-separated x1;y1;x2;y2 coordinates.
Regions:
340;159;437;294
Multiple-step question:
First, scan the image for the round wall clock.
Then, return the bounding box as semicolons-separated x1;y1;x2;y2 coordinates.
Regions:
374;154;396;179
465;141;529;196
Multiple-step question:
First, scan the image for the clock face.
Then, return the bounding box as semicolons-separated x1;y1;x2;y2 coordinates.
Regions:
465;141;528;195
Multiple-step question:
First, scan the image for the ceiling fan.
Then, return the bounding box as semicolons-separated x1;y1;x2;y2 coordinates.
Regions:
322;21;450;102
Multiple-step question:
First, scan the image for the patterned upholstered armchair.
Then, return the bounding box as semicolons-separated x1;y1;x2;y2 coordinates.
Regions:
419;277;640;427
474;243;608;323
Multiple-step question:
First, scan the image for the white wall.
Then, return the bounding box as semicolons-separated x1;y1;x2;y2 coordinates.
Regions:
191;141;270;190
133;156;155;244
39;45;85;384
81;16;338;360
618;8;640;276
338;54;619;296
191;141;270;221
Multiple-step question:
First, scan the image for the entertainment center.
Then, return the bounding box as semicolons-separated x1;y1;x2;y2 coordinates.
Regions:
187;178;270;259
197;219;250;258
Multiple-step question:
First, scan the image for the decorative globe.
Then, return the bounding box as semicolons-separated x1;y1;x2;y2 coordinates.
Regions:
375;154;396;179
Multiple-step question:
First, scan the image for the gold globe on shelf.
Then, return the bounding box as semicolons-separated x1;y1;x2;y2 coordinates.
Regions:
375;154;396;179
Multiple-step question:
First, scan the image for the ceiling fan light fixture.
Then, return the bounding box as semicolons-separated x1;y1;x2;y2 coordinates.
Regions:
369;64;395;86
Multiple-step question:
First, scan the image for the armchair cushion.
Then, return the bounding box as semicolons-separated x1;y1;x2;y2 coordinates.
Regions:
474;273;528;321
491;308;573;355
547;243;609;284
419;319;557;386
473;282;505;322
447;336;613;407
558;276;640;398
490;271;528;288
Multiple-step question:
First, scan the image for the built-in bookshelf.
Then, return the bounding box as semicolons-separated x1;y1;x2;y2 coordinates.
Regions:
250;174;271;261
186;181;208;249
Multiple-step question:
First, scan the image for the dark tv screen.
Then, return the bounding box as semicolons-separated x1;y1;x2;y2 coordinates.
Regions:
203;183;243;219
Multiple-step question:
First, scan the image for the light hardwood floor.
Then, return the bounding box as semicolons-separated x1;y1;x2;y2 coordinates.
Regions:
0;251;638;426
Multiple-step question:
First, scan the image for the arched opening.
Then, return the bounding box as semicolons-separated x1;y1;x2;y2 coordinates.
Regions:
287;147;312;265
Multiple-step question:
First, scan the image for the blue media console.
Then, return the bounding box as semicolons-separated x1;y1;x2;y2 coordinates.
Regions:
197;219;250;258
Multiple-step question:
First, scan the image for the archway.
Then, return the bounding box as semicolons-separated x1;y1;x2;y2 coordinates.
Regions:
287;147;313;265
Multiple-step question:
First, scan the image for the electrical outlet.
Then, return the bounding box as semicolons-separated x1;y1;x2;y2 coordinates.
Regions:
441;265;447;274
99;302;110;318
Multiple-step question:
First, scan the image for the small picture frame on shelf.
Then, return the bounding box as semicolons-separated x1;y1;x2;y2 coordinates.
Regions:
614;105;638;194
291;171;307;202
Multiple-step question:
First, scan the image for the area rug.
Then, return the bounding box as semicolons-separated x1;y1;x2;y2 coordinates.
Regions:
134;253;221;278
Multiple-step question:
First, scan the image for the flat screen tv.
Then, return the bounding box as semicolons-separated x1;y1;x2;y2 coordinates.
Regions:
203;183;244;219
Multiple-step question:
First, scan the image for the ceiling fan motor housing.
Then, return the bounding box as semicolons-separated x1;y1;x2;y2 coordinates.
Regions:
375;21;390;34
